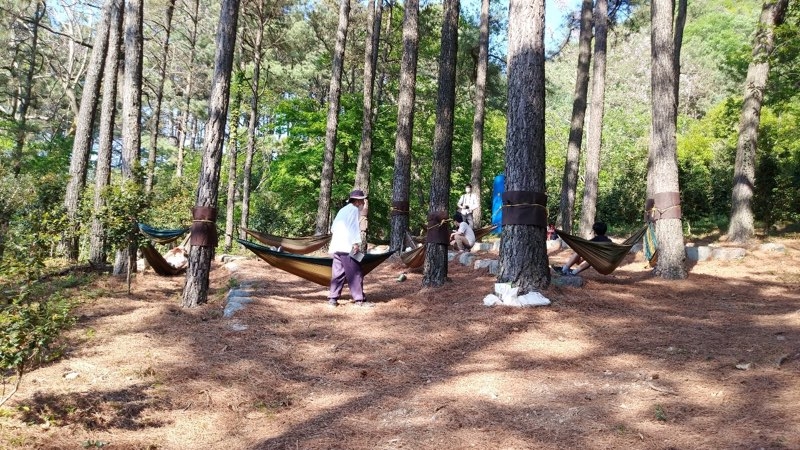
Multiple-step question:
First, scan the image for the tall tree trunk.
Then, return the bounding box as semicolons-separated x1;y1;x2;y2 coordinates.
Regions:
183;0;241;307
89;0;124;267
556;0;593;235
469;0;490;228
12;1;45;177
729;0;788;243
498;0;548;294
240;15;265;240
373;0;391;113
63;0;112;262
672;0;687;118
422;0;459;287
176;0;200;179
389;0;419;252
113;0;145;277
224;73;243;252
355;0;381;246
145;0;177;193
648;0;686;279
315;0;351;235
578;0;607;238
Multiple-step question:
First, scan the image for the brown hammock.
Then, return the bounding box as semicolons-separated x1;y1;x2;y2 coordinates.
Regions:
140;243;188;276
238;238;395;286
401;224;498;269
555;225;649;275
241;228;331;254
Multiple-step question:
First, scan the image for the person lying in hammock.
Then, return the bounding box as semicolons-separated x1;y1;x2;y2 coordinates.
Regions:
553;221;611;276
164;247;189;270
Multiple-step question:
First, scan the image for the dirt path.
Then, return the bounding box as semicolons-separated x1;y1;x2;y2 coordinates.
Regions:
1;238;799;449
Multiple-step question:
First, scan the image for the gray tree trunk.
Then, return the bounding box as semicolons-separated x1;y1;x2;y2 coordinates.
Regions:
145;0;177;193
469;0;490;228
729;0;788;243
389;0;419;252
578;0;608;238
498;0;548;294
354;0;381;247
64;0;112;262
648;0;686;279
114;0;145;277
240;6;266;240
89;0;124;267
224;73;243;252
422;0;459;287
556;0;593;235
176;0;200;179
315;0;351;235
183;0;241;307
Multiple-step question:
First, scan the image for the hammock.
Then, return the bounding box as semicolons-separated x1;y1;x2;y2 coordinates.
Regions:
237;238;395;286
241;228;332;254
138;223;190;244
555;225;649;275
137;223;190;276
400;225;498;269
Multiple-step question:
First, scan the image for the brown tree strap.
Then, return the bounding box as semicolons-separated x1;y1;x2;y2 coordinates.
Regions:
390;200;410;216
501;191;548;227
190;206;219;247
645;192;682;221
425;211;451;244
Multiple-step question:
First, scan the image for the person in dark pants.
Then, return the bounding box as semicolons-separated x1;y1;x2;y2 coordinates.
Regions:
555;221;612;276
328;189;373;307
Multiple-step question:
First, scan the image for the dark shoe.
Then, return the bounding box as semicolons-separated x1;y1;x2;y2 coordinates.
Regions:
328;299;339;307
551;265;563;272
354;300;375;308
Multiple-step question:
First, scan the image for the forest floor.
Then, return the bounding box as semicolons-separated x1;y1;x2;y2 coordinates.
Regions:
1;233;799;450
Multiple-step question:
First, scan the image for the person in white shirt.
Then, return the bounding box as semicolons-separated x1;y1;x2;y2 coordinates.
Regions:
457;184;479;227
328;189;373;307
449;212;475;251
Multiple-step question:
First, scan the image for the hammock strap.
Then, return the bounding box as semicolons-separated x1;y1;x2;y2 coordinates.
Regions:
425;212;451;244
390;200;410;216
501;191;548;227
190;206;218;247
645;192;682;221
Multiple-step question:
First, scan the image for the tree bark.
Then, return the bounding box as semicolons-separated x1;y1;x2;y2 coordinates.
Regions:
648;0;686;279
556;0;593;235
183;0;241;307
422;0;459;287
89;0;124;267
579;0;607;238
64;0;112;262
176;0;200;179
354;0;381;247
498;0;548;294
389;0;419;252
469;0;490;228
145;0;177;193
240;6;266;240
729;0;788;243
314;0;351;235
114;0;145;277
224;73;243;252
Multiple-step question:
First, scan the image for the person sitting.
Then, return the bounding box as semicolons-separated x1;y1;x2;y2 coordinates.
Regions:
164;246;189;269
449;212;476;252
554;221;611;276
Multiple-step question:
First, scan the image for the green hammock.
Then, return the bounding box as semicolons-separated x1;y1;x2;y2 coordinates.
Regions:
238;238;395;286
138;223;190;244
241;228;331;254
556;225;649;275
137;223;190;276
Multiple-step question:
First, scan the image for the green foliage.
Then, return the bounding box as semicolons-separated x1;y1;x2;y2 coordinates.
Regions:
0;291;76;397
94;180;150;251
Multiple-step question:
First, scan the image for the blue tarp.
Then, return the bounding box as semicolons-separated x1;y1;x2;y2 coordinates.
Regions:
491;174;504;233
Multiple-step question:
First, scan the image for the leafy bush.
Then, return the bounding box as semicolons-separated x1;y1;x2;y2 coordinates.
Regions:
0;291;76;406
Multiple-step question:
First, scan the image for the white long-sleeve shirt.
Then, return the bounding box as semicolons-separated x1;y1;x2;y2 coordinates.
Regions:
328;203;362;254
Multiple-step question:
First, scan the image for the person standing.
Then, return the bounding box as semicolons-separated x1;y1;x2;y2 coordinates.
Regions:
457;184;479;227
328;189;373;307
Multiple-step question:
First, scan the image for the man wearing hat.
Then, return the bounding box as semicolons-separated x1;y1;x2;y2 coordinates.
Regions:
328;189;373;307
